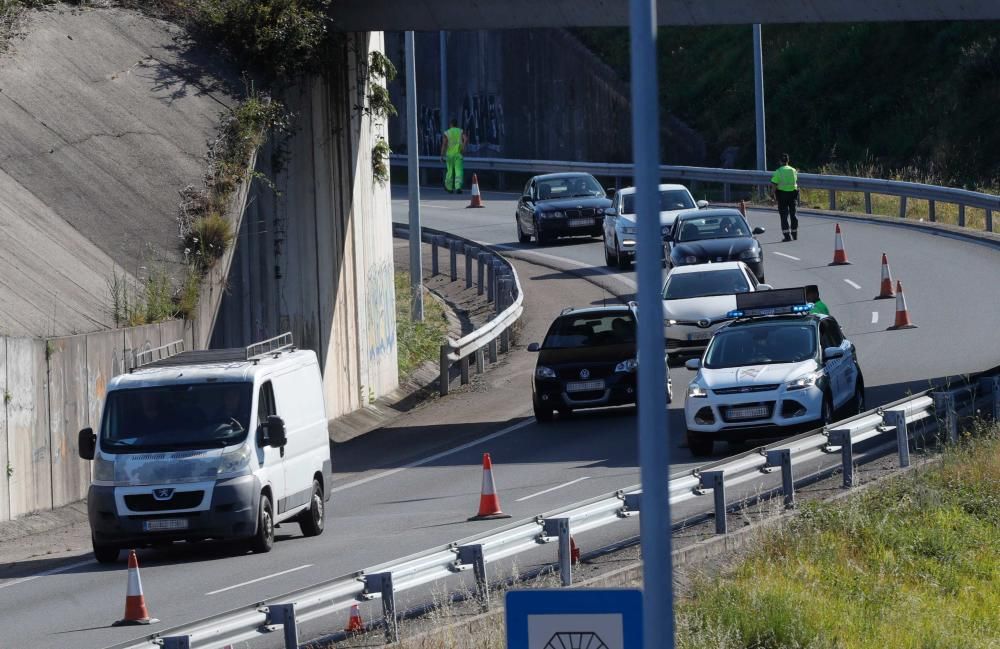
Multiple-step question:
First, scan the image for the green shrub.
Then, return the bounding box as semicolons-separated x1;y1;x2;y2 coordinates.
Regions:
183;212;233;271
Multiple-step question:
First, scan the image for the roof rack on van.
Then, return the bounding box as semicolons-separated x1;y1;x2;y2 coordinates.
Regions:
131;340;185;372
246;332;295;362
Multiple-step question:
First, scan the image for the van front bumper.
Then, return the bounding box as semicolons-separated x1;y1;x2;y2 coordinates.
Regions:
88;474;260;546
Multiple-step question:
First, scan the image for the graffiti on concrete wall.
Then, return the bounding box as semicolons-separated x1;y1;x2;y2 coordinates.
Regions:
418;93;506;156
365;261;396;362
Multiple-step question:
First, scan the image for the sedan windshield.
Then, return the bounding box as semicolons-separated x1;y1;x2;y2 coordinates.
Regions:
675;215;750;242
543;313;636;349
101;383;253;452
536;175;604;200
663;269;750;300
704;323;816;368
621;190;695;215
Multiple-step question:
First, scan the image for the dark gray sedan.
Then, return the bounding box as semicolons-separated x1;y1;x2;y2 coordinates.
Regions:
515;172;613;245
666;208;767;282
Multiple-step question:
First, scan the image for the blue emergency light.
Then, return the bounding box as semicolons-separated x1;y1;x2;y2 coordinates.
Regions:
727;287;814;318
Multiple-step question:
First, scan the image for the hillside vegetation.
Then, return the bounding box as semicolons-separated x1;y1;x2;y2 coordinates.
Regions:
576;23;1000;187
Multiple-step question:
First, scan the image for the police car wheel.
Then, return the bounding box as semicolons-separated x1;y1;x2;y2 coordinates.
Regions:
851;379;866;415
686;430;714;457
821;393;834;426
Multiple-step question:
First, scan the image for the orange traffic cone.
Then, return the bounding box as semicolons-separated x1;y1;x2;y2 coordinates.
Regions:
112;550;158;626
345;603;364;633
570;537;581;565
468;453;511;520
875;253;896;299
887;281;918;330
466;174;485;208
829;224;851;265
738;199;747;218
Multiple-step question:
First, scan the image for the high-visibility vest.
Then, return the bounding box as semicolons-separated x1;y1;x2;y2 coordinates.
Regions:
771;165;798;192
445;127;463;156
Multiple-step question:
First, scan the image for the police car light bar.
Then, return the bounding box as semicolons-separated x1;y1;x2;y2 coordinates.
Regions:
727;286;813;318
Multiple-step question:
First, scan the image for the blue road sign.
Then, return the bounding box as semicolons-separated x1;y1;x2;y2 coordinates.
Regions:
506;589;643;649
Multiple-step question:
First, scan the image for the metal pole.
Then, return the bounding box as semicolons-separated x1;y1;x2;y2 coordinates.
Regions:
629;2;674;647
753;24;766;173
405;31;424;321
440;32;448;134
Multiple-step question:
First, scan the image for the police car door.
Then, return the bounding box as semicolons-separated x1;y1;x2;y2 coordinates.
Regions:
820;319;851;409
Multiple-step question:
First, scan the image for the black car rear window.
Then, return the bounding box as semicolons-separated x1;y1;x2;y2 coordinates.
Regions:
543;313;636;349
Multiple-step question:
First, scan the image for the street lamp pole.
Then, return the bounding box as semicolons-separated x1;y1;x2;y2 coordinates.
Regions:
405;31;424;321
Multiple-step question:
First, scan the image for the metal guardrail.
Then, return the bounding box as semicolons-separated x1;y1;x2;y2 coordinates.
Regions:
390;154;999;229
108;370;1000;649
393;223;524;396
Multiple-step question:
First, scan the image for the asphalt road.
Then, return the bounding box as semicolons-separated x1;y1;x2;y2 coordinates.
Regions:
2;186;998;649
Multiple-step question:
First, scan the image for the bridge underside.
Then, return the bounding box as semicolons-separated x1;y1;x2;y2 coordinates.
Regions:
333;0;1000;31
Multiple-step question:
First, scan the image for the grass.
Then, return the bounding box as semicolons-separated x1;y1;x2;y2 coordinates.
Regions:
0;0;58;52
394;271;448;379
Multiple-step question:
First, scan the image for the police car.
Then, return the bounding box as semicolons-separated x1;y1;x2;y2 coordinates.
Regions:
683;287;865;457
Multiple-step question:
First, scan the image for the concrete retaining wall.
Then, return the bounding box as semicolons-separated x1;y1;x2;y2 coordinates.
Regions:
0;319;192;521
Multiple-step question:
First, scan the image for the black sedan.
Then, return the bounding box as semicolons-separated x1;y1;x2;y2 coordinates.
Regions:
528;305;672;421
665;208;766;282
516;172;613;245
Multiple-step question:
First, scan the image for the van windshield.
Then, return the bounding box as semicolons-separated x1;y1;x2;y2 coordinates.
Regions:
101;383;253;453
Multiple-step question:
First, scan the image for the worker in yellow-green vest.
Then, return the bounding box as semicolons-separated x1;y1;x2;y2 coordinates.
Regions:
440;117;468;194
770;153;799;242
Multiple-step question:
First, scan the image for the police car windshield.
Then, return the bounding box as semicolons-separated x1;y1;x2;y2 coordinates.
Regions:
674;216;750;242
536;175;604;200
703;322;817;368
663;269;750;300
542;313;636;349
621;190;695;215
100;383;253;453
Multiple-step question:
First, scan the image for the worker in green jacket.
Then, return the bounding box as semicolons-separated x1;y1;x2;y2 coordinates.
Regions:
770;153;799;241
806;285;830;315
440;118;468;194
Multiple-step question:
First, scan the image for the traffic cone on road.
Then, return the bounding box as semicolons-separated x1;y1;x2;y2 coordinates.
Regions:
466;174;485;208
468;453;511;520
570;537;581;565
887;281;918;330
875;253;896;299
829;223;852;266
112;550;158;626
345;603;364;633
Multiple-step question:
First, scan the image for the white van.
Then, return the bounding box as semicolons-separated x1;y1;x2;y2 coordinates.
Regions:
78;334;332;563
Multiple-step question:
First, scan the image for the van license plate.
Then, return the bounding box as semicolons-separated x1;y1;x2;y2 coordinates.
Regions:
144;518;188;532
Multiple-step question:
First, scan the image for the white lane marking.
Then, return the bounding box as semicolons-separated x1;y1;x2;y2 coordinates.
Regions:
0;559;94;591
206;564;313;596
487;243;639;291
871;311;879;324
772;251;801;261
844;279;862;290
330;418;535;494
515;476;591;502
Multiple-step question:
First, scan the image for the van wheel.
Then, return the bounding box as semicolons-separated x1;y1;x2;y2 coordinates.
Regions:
250;493;275;553
92;536;120;564
298;479;325;537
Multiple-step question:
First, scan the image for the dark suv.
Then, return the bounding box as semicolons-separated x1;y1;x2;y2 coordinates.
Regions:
528;305;672;421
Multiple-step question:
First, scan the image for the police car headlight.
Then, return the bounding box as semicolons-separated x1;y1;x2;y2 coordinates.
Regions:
738;249;760;261
785;372;822;391
620;226;637;235
687;382;708;398
682;255;699;264
93;453;115;482
615;358;638;373
535;366;557;379
218;444;252;476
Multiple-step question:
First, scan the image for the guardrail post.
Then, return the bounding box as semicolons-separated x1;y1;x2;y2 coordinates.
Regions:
439;345;450;397
986;209;993;232
958;204;966;227
161;637;191;649
365;572;398;644
491;261;502;306
928;200;936;222
477;252;488;295
723;183;731;202
465;245;474;289
884;409;910;468
267;603;299;649
765;449;794;508
498;171;506;191
499;328;510;354
898;196;907;218
449;240;458;282
828;429;854;488
544;518;573;587
488;338;498;363
460;355;470;385
828;189;836;211
864;192;872;214
933;392;959;444
475;347;485;374
431;236;440;276
979;376;1000;422
487;261;495;303
700;471;727;535
457;544;490;611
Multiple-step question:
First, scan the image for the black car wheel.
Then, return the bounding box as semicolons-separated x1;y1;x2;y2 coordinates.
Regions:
298;479;325;537
517;217;530;244
686;430;714;458
534;220;550;246
533;398;554;422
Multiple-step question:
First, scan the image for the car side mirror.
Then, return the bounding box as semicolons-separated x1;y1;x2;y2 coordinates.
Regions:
685;358;701;371
752;226;766;235
527;342;540;352
823;347;845;362
606;188;617;199
757;283;773;291
265;415;287;448
696;200;709;209
78;427;96;460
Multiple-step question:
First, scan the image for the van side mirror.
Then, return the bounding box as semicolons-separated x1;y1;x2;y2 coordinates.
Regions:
265;415;287;448
78;427;96;460
696;200;709;209
757;283;773;291
527;342;540;352
823;347;845;362
752;226;766;235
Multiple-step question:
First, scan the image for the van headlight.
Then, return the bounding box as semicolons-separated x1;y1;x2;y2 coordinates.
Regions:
687;382;708;398
93;454;115;482
785;371;822;391
217;444;252;477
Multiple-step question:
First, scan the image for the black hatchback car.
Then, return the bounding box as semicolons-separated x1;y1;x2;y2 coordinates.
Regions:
528;305;672;421
666;208;767;282
516;172;613;245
